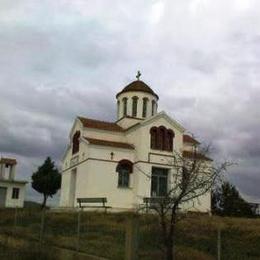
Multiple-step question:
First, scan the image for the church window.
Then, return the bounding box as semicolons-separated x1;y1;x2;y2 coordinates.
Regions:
166;129;174;151
72;131;80;154
152;100;156;116
117;100;120;118
150;126;174;151
158;126;167;150
123;97;128;116
150;127;158;149
116;160;133;188
142;98;148;118
132;96;138;117
151;167;168;197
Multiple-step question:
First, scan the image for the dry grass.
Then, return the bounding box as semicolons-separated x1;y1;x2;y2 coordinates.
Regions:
0;209;260;259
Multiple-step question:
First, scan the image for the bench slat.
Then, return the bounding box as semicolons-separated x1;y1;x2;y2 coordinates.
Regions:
77;197;107;203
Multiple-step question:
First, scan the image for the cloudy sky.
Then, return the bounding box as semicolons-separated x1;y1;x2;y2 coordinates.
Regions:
0;0;260;205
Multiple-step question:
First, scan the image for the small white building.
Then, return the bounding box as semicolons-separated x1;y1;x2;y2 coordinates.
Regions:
0;158;27;208
60;77;212;212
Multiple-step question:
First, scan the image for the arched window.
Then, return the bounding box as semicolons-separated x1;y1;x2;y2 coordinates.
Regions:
72;131;80;154
150;127;175;151
132;96;138;117
166;130;175;151
150;127;158;149
158;126;167;150
117;100;120;118
152;100;156;116
116;160;133;187
123;97;128;116
142;98;148;118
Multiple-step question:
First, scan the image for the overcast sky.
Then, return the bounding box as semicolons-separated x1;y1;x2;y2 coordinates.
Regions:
0;0;260;205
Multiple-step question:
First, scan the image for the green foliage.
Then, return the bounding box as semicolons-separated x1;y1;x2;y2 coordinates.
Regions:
212;181;254;217
31;157;61;208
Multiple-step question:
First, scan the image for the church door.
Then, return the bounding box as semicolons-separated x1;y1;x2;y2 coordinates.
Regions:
151;167;168;197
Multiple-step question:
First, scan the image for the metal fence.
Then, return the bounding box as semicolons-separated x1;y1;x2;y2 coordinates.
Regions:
0;208;259;260
0;208;127;259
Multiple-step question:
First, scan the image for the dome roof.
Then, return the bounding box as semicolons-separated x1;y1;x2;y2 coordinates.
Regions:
116;80;159;99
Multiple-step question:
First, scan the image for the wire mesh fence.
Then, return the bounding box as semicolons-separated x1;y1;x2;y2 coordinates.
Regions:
0;208;260;259
0;208;127;259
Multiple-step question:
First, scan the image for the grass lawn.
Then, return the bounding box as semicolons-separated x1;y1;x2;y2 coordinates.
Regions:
0;209;260;259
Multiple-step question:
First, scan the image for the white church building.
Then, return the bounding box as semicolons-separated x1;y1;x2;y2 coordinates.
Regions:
60;76;212;212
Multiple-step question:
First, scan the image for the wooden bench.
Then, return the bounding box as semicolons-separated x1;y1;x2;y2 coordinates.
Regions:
77;197;111;212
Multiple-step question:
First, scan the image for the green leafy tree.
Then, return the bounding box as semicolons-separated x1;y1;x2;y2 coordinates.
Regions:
31;157;61;209
212;181;254;217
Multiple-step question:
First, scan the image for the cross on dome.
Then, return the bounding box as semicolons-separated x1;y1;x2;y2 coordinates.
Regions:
136;70;141;80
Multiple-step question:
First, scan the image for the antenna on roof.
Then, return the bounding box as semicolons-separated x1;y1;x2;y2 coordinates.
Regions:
136;70;141;80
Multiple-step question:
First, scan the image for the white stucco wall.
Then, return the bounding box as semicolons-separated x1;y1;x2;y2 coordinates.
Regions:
0;181;26;208
60;111;211;213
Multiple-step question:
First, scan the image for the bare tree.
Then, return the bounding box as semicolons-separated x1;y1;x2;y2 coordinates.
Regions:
140;143;231;260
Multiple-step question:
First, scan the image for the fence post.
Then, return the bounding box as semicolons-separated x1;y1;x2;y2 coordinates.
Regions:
217;228;221;260
125;217;139;260
76;208;82;252
39;209;45;245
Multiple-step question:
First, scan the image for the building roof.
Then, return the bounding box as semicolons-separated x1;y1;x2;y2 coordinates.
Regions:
116;80;159;99
78;117;124;132
0;158;17;165
182;150;212;161
183;134;200;144
84;137;135;150
0;179;27;184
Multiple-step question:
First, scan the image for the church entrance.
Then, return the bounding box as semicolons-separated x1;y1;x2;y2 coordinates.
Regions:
151;167;168;197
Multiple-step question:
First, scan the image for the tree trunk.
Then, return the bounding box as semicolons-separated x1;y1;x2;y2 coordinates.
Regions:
41;194;48;209
165;234;174;260
166;243;173;260
165;209;177;260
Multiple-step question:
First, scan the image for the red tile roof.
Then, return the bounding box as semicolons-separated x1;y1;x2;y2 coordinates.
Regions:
78;117;124;132
183;134;200;144
0;158;17;165
84;137;135;150
182;151;212;161
116;80;159;99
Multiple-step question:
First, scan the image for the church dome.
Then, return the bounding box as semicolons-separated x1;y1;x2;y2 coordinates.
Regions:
116;80;159;100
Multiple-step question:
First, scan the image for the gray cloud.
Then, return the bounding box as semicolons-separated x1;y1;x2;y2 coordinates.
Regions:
0;0;260;204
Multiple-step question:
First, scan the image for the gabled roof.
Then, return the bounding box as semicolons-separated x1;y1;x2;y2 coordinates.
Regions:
182;150;212;161
78;116;124;132
116;80;159;99
0;158;17;165
183;134;200;144
84;137;135;150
